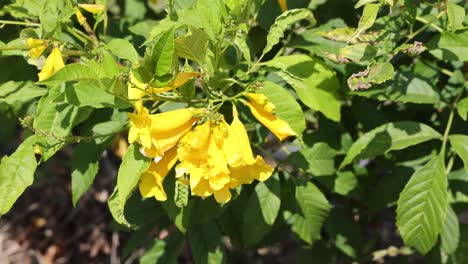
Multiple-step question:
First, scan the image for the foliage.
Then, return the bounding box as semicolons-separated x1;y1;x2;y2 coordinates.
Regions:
0;0;467;262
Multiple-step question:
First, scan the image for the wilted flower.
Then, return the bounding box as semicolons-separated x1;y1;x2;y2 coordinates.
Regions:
78;3;106;14
38;47;65;81
245;93;296;141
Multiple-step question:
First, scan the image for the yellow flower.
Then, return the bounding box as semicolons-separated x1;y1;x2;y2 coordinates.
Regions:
245;93;296;141
78;3;106;14
38;47;65;81
128;101;200;160
139;146;178;201
176;119;233;203
127;71;199;100
74;8;87;25
224;106;274;188
27;38;47;59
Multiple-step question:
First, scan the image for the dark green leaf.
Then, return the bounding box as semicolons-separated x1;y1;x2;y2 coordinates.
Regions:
140;232;185;264
449;135;468;171
188;222;224;264
0;81;46;105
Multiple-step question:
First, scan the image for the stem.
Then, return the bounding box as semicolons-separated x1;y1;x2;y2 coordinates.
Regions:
415;16;443;32
402;12;445;45
0;45;30;51
0;20;40;27
441;92;463;154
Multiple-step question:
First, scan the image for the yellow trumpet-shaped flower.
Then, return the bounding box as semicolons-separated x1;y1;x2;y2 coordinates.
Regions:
176;119;233;203
27;38;47;59
78;3;106;14
38;47;65;81
224;107;274;188
245;93;296;141
128;71;198;100
128;101;200;160
139;147;178;201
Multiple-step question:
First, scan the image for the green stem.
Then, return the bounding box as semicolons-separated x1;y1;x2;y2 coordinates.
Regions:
0;45;30;51
415;16;443;32
402;12;445;45
441;92;463;154
0;20;40;27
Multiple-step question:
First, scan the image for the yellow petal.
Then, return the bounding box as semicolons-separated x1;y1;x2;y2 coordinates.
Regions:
213;186;231;203
27;38;45;48
149;108;196;134
78;3;106;14
139;147;178;201
229;107;256;164
246;93;276;113
278;0;288;12
38;47;64;81
229;156;273;186
75;9;87;25
127;72;147;100
246;99;296;141
29;45;46;59
173;72;198;88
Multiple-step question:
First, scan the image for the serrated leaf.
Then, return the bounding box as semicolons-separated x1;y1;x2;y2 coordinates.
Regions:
71;139;111;206
174;28;208;64
40;64;97;83
0;136;37;216
449;135;468;171
153;27;175;77
457;97;468;120
288;142;336;176
260;81;306;141
447;3;466;32
242;176;281;246
65;82;131;109
188;222;224;264
441;205;459;254
109;144;150;227
0;81;46;105
140;232;185;264
334;171;357;196
266;55;341;121
105;38;140;63
428;30;468;62
234;32;251;65
292;182;331;245
352;72;440;104
349;3;381;42
396;155;448;255
340;122;442;169
263;9;316;56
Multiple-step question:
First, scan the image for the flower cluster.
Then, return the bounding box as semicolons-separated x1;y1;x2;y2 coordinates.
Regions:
129;83;296;203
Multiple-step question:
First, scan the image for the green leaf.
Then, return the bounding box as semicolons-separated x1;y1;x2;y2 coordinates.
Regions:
396;155;448;255
340;121;442;169
457;97;468;121
234;30;251;65
347;62;394;91
140;232;185;264
40;64;97;83
449;135;468;171
351;72;440;104
242;176;281;246
334;171;358;196
0;136;37;216
188;222;225;264
174;178;189;208
339;43;383;62
105;38;140;63
153;27;175;77
174;28;209;64
195;0;224;40
260;81;306;141
266;55;341;121
428;30;468;62
263;9;316;56
349;3;381;42
0;81;46;105
288;142;337;176
441;205;459;254
292;182;331;245
109;144;150;227
447;3;466;31
40;0;74;35
71;140;110;206
65;82;131;109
